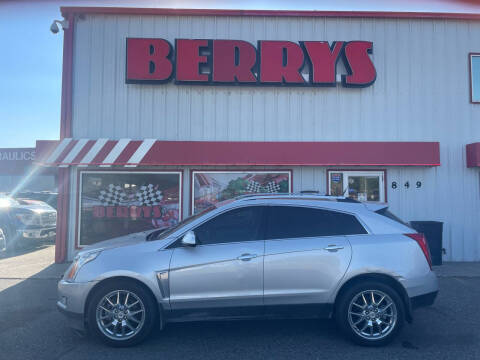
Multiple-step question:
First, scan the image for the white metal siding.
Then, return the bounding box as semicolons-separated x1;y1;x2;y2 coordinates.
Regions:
68;14;480;261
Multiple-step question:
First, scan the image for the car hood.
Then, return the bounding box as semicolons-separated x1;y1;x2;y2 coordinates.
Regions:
14;202;56;213
80;230;153;253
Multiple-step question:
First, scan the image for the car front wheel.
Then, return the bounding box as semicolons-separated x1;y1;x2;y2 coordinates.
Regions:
335;282;405;346
87;280;157;347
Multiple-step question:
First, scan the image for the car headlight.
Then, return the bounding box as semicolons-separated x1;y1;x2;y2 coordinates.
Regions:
15;212;41;226
64;250;102;282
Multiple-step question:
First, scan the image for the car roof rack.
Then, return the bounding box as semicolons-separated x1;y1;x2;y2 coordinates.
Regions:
235;192;357;202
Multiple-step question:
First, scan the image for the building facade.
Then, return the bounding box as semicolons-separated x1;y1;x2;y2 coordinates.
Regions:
0;147;56;193
39;7;480;262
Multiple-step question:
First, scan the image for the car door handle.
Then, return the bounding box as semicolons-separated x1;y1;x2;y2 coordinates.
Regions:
324;245;344;252
237;253;257;261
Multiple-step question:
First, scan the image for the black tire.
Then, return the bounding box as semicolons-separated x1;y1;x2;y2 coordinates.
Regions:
2;225;18;254
86;279;158;347
335;281;405;347
0;228;6;253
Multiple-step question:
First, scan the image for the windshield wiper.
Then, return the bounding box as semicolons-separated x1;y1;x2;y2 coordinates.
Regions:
146;228;168;241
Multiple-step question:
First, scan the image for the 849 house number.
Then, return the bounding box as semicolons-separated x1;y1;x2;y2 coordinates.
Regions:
391;181;422;189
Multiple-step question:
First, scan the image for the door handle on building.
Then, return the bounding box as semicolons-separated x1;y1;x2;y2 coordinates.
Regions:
237;253;257;261
324;245;344;252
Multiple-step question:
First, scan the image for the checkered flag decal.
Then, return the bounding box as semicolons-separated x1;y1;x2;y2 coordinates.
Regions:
264;181;281;193
246;180;262;193
98;184;127;206
135;184;163;206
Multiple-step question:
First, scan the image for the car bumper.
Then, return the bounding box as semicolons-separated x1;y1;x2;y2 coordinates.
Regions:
17;227;56;239
57;279;98;330
401;270;439;299
411;290;438;309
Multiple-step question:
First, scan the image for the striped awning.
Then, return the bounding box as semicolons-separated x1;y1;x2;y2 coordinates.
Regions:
39;138;157;167
36;138;441;167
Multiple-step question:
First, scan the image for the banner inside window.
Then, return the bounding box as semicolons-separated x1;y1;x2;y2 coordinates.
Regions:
78;171;181;246
192;171;291;214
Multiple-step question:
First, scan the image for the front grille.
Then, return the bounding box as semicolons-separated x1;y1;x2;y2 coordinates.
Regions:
41;212;57;226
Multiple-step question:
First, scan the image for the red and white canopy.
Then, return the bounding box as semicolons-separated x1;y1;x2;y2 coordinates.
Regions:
36;138;441;167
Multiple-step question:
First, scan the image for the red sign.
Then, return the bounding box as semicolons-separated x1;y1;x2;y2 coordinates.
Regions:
126;38;376;87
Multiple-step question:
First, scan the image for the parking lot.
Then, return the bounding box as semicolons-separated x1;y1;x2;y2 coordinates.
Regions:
1;245;479;360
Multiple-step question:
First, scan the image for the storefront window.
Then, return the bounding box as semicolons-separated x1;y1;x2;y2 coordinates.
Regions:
328;170;385;202
192;171;291;214
78;171;182;246
470;54;480;103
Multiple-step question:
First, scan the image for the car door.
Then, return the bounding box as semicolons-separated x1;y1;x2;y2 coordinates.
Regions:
169;205;266;312
263;206;364;306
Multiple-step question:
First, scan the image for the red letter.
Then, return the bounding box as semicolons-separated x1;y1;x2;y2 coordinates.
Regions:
142;206;152;218
212;40;257;83
302;41;344;86
93;206;105;218
106;206;115;218
259;41;305;84
342;41;376;87
152;206;162;218
175;39;209;82
126;38;173;82
116;206;129;218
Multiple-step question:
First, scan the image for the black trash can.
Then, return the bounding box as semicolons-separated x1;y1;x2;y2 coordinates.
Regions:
410;221;443;266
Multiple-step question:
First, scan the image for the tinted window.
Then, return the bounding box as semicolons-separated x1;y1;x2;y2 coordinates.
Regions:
194;206;265;245
375;207;409;227
266;206;366;239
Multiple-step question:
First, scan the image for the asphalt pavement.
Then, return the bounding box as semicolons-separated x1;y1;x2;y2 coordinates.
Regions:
0;245;479;360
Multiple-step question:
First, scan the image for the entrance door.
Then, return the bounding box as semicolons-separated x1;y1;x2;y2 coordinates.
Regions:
169;206;266;312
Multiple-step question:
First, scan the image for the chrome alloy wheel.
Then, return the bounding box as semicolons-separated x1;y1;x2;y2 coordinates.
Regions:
347;289;397;340
96;290;146;341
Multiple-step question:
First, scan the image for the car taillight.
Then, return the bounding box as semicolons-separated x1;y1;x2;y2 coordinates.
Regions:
405;233;432;270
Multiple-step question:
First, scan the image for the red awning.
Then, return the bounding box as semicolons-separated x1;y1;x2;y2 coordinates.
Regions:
467;143;480;168
36;139;440;167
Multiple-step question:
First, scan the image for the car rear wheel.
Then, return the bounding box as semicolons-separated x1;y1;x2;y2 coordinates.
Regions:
87;280;157;347
335;282;405;346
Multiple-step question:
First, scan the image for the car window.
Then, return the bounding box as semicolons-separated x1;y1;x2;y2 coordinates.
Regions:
194;206;265;245
266;206;367;239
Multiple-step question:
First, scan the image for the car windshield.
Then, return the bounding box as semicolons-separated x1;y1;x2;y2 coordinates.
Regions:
147;206;217;241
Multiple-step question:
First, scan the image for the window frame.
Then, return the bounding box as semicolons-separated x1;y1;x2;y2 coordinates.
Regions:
326;169;387;202
469;53;480;104
76;169;183;248
264;204;369;241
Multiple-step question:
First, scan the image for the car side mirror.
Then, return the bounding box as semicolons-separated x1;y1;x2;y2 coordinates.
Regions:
181;231;197;247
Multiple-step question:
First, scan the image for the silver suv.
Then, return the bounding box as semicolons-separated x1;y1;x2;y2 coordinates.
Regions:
57;194;438;347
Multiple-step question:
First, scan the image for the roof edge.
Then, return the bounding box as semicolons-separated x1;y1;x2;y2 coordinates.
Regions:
60;7;480;20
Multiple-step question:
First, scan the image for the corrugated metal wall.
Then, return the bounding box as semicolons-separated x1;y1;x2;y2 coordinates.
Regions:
68;14;480;261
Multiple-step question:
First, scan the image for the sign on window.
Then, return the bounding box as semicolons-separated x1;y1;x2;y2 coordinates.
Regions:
78;171;181;246
192;171;291;214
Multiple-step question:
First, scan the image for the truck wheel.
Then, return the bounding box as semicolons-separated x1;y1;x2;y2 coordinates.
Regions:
335;281;405;346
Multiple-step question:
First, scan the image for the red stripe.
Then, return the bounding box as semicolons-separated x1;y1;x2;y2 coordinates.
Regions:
466;143;480;168
55;140;78;164
55;168;69;263
91;140;118;164
114;141;143;164
139;141;440;166
71;140;96;164
61;7;480;20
